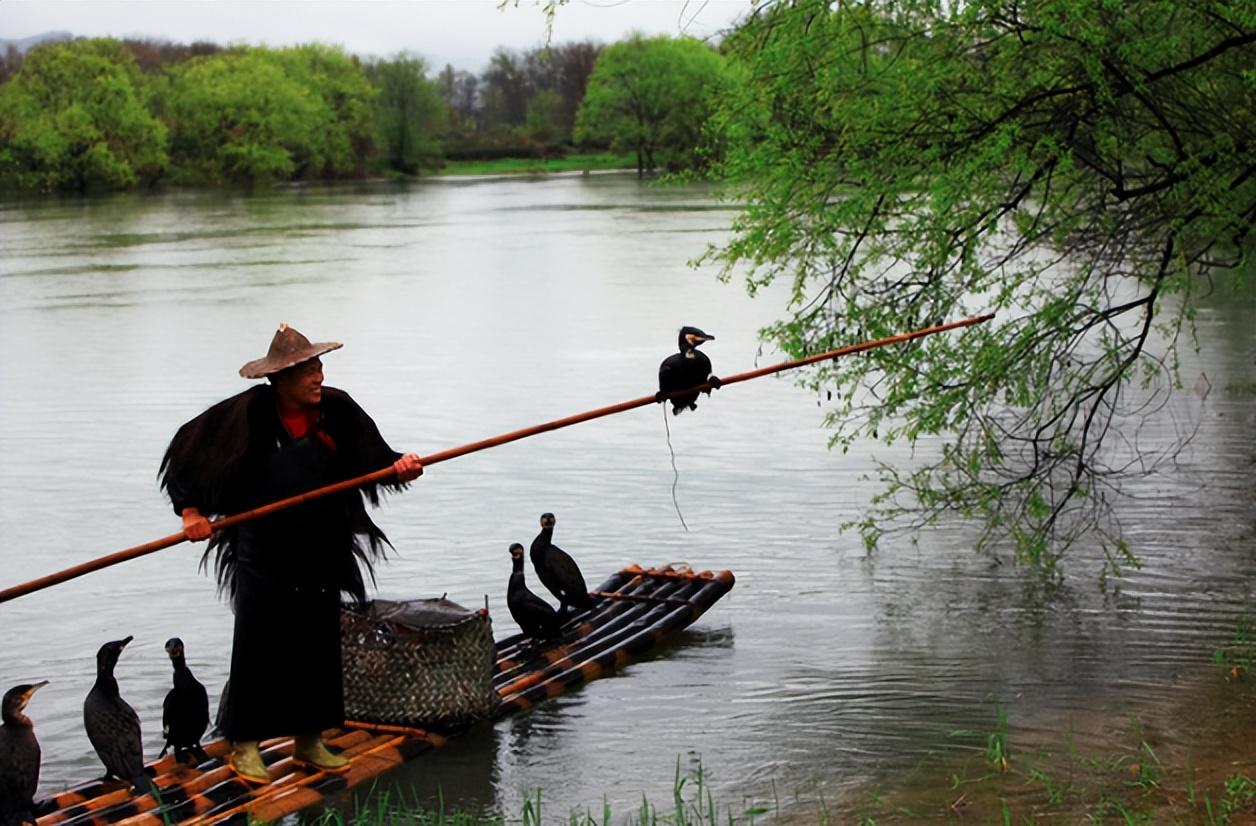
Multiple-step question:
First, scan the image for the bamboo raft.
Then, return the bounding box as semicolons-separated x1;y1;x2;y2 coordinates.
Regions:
31;564;735;826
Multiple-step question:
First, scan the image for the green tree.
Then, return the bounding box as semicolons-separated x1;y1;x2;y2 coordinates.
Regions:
271;45;378;177
365;53;446;175
164;48;327;183
709;0;1256;576
525;89;564;145
0;38;167;191
575;33;726;176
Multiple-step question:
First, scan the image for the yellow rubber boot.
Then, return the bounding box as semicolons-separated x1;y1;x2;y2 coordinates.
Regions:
293;733;349;772
229;741;269;784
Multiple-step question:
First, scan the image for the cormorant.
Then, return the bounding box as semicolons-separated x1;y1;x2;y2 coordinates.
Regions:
507;542;562;642
0;681;48;826
656;326;721;415
83;637;154;794
159;638;210;765
529;513;594;618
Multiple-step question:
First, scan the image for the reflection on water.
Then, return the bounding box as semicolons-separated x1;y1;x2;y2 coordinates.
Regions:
1;175;1254;820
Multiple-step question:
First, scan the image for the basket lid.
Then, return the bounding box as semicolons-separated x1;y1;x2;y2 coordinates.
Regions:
359;597;480;629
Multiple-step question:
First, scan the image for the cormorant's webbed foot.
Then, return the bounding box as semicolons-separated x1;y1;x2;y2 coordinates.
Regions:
708;375;722;389
654;390;666;403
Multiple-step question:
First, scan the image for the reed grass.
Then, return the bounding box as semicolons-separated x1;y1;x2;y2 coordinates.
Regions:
309;758;777;826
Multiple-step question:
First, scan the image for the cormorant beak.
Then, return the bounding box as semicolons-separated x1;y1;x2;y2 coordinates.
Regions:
686;332;715;346
24;681;49;702
120;636;134;647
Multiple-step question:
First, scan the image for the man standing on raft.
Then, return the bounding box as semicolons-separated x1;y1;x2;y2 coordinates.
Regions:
160;324;423;783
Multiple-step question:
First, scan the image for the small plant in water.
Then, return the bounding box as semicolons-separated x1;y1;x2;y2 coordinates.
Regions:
986;703;1010;772
520;788;542;826
1028;765;1075;806
1126;741;1161;792
1204;774;1256;825
947;700;1011;775
1212;613;1256;679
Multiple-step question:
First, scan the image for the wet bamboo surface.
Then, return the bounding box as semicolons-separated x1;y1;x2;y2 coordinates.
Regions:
32;564;735;826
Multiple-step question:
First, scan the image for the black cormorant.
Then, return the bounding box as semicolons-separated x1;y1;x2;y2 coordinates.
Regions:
83;637;154;794
0;681;48;826
507;543;562;642
529;513;594;618
656;326;720;415
159;638;210;765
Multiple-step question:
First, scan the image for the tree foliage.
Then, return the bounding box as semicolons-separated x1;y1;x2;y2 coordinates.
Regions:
576;33;727;176
0;38;167;190
527;41;602;137
0;30;721;189
445;40;602;156
271;45;378;177
710;0;1256;576
164;46;377;184
480;48;531;128
366;53;446;175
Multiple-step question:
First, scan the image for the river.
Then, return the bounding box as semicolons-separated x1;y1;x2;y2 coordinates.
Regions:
1;174;1254;822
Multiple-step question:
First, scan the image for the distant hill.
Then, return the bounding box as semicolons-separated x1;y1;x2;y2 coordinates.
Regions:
1;31;74;53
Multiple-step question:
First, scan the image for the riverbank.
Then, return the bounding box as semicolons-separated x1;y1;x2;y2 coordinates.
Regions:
430;152;637;177
775;666;1256;824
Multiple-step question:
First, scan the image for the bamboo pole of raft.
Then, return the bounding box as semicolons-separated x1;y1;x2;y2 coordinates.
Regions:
0;313;994;605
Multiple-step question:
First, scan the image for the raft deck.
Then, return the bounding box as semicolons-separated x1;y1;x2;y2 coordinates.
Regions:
34;564;735;826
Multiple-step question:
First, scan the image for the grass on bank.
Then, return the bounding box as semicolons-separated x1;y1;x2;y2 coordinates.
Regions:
838;691;1256;825
312;758;777;826
431;153;637;177
306;742;1256;826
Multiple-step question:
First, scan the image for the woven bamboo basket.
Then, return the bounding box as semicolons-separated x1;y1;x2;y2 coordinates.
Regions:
340;596;498;731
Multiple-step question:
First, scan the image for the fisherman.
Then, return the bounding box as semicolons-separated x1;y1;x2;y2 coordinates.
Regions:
159;324;423;783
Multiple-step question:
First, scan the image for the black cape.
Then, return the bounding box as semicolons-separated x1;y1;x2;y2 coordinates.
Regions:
160;384;406;603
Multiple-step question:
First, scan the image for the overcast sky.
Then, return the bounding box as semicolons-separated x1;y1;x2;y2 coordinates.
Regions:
0;0;753;72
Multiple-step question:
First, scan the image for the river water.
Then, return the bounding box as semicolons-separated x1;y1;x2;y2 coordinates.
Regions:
1;174;1254;822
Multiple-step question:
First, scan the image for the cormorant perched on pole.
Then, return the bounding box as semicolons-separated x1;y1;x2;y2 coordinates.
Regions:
507;543;562;642
159;638;210;765
83;638;154;794
0;681;48;826
529;513;594;619
656;326;721;415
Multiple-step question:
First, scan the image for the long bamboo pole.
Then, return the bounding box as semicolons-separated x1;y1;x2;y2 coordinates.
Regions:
0;313;994;605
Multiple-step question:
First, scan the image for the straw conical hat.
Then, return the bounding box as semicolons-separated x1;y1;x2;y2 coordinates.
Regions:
239;323;342;379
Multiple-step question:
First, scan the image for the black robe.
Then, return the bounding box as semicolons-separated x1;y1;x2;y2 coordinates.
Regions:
160;385;405;740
